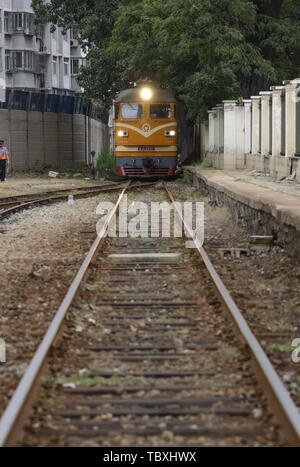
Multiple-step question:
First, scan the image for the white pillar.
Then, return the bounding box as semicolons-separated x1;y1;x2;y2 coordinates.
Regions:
218;104;224;154
223;100;236;168
243;100;252;154
208;110;215;153
251;96;261;155
200;122;207;157
271;86;284;157
204;121;209;154
284;79;299;157
212;107;219;153
260;91;272;155
236;104;245;156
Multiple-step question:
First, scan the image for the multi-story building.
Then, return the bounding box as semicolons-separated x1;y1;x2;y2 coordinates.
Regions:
0;0;85;96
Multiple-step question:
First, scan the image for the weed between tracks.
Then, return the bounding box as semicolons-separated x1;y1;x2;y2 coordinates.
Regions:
48;374;141;387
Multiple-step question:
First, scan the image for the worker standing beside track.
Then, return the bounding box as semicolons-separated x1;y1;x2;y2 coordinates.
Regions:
0;138;9;182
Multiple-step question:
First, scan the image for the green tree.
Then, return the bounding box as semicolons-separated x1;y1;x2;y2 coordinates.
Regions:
32;0;300;159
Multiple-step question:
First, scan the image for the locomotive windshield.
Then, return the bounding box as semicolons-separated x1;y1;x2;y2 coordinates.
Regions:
150;104;171;119
122;104;143;119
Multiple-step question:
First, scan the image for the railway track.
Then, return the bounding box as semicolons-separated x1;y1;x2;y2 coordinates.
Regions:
0;181;154;219
0;181;299;446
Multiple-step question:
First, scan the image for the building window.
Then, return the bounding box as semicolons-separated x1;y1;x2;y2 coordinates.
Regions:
53;56;57;75
24;51;33;71
15;51;23;68
5;50;37;72
5;50;11;71
15;13;23;29
4;12;12;34
64;58;69;76
24;14;32;34
71;59;79;75
9;13;34;34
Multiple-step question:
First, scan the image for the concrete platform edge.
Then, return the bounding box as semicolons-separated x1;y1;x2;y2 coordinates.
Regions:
187;167;300;258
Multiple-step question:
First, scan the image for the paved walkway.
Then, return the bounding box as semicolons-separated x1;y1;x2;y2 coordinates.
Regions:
187;167;300;231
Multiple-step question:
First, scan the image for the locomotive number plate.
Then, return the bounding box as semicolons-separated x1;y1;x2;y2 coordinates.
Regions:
138;146;155;151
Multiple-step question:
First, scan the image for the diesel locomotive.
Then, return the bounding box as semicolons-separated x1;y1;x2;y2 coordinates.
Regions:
114;83;178;177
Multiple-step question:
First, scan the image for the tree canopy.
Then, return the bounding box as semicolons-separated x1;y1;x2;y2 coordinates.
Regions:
32;0;300;125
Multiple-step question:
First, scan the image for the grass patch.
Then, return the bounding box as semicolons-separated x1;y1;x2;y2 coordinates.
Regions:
158;245;170;253
263;342;293;353
96;143;118;179
50;374;141;387
176;168;193;185
0;377;9;386
80;282;109;292
155;316;173;323
191;160;213;168
39;387;47;400
249;307;265;313
268;318;290;332
205;379;234;387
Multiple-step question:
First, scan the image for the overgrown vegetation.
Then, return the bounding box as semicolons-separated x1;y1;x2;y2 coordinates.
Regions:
192;160;213;168
49;374;141;387
96;143;118;179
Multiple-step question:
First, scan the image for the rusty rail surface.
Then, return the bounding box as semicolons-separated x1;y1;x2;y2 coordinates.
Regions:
163;181;300;444
1;179;300;446
0;180;155;219
0;181;131;446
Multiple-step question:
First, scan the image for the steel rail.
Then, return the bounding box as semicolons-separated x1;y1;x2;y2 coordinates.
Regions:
0;182;136;220
0;182;122;205
0;181;131;447
0;181;157;219
163;181;300;444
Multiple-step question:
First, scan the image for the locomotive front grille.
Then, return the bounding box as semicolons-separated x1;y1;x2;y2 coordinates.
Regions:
123;167;171;176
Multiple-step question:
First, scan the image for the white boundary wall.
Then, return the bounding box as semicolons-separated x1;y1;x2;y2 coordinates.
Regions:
0;109;108;170
201;78;300;181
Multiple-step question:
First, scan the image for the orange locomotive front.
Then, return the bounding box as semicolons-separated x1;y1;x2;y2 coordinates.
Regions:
114;83;178;177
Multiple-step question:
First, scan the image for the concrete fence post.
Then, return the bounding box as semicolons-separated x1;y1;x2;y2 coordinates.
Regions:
251;96;261;155
271;86;284;158
212;107;220;154
218;104;224;155
243;100;252;156
208;110;215;154
236;103;245;168
259;91;272;156
222;100;237;169
284;79;300;158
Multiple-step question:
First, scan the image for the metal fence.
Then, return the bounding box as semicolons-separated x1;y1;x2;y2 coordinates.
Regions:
0;89;98;118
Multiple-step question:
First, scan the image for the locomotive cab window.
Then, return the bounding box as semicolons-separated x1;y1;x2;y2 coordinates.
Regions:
122;104;143;119
150;104;171;119
174;104;177;118
114;104;119;119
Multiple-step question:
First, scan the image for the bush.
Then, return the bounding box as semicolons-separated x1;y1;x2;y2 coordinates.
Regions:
191;160;213;168
96;144;118;179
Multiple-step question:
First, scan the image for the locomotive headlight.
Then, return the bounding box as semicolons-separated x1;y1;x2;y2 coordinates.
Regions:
117;130;128;137
140;87;152;100
165;130;176;136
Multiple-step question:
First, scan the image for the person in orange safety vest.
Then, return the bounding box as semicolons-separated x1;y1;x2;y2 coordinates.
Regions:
0;139;9;182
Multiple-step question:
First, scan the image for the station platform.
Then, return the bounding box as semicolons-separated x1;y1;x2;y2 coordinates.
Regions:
187;166;300;256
